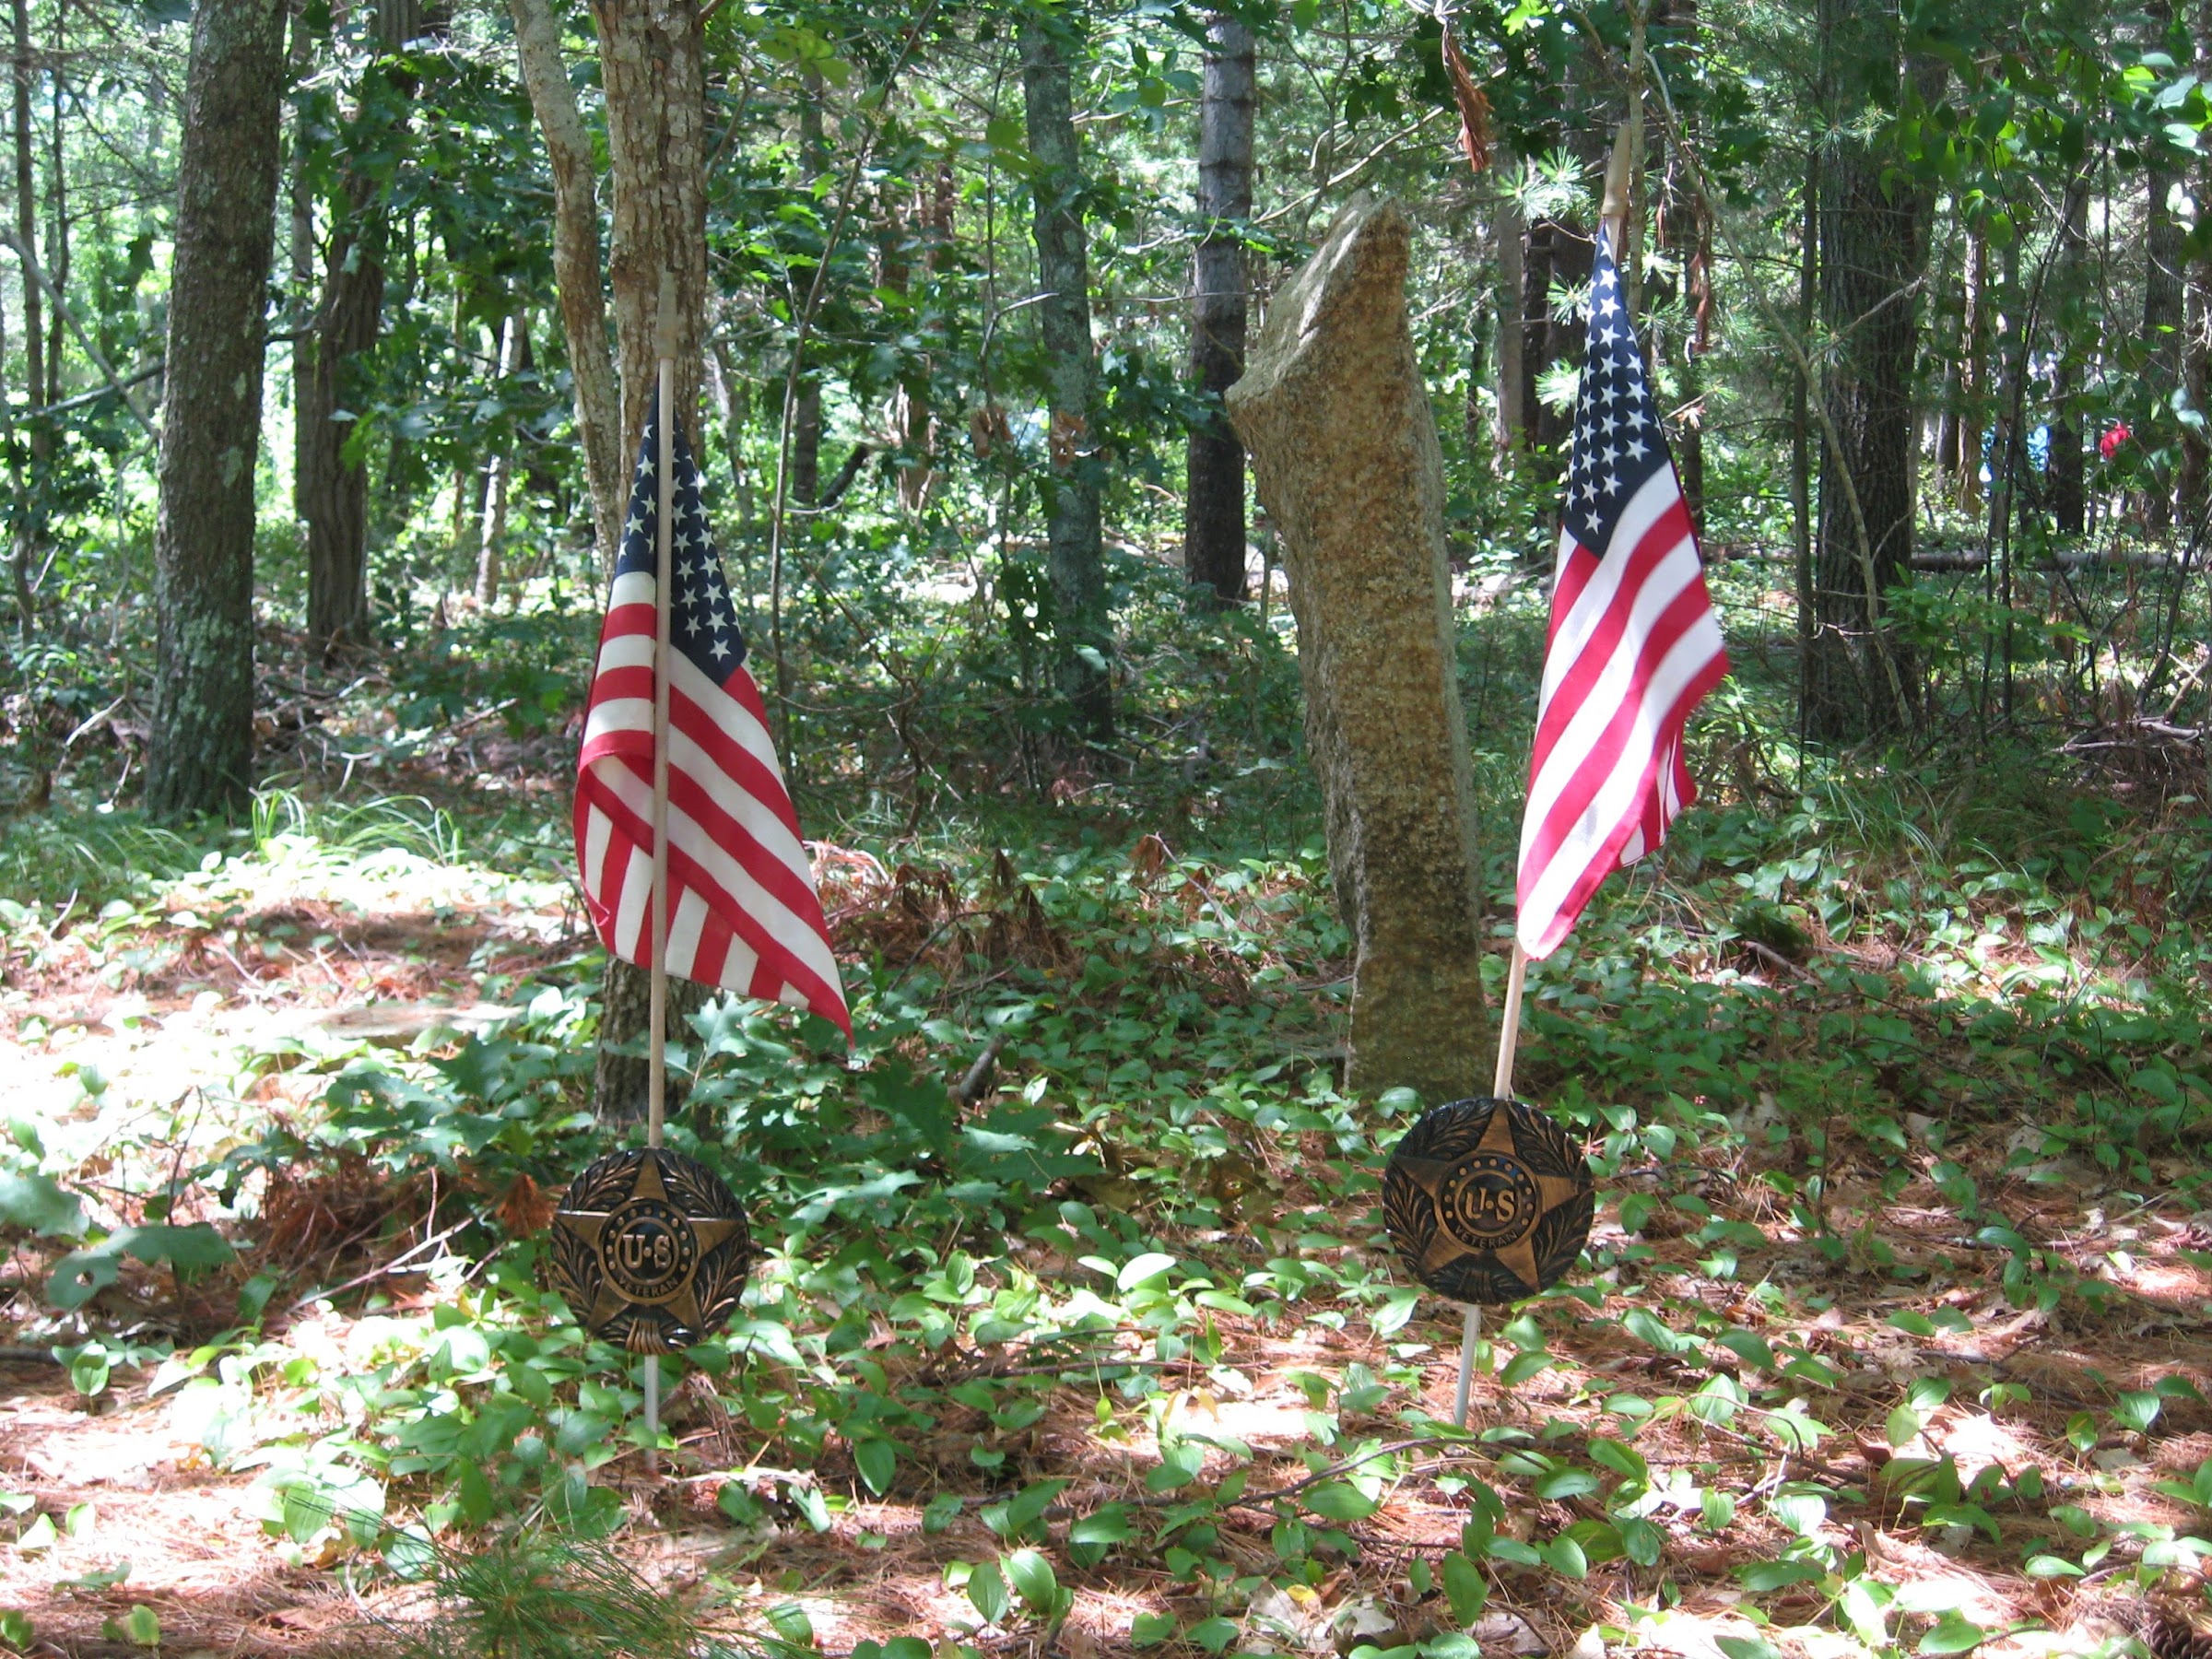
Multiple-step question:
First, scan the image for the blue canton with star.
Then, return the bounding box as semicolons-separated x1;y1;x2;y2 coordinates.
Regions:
618;419;748;678
1563;237;1670;556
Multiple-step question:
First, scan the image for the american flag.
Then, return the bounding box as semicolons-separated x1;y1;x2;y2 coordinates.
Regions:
1514;233;1729;960
573;418;851;1038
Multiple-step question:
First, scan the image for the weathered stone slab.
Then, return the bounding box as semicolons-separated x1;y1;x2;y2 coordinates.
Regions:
1226;193;1488;1102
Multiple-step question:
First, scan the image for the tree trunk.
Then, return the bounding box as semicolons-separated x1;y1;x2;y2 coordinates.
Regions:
1493;168;1524;453
889;161;953;512
146;0;286;820
510;0;623;571
1952;222;1985;508
1182;10;1253;606
708;330;754;584
593;0;712;1122
790;65;824;508
2047;175;2088;537
2186;0;2212;524
1660;156;1711;534
1805;0;1922;742
474;312;519;605
2146;164;2184;531
1021;11;1111;743
1523;219;1593;473
11;0;46;579
0;203;24;623
40;3;60;407
298;194;383;652
300;1;429;655
12;0;41;421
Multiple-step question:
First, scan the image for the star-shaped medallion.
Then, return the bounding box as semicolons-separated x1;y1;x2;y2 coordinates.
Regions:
547;1148;752;1352
1382;1097;1595;1304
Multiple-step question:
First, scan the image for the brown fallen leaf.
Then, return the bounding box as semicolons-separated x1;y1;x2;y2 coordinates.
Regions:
1440;27;1491;174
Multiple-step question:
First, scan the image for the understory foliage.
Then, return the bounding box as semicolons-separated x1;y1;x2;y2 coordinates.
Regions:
10;0;2212;1650
5;559;2212;1656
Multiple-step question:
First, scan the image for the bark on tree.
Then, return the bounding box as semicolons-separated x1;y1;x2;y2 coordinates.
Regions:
12;0;41;422
2047;176;2088;538
1021;9;1111;742
40;4;59;408
1182;10;1253;606
2147;0;2185;529
509;0;624;570
10;0;47;578
146;0;286;820
2182;0;2212;524
0;206;23;623
1947;222;1986;508
887;162;953;512
591;0;712;1122
1523;219;1594;465
1226;194;1488;1104
790;66;824;509
2146;166;2184;530
1659;159;1710;534
1493;169;1524;453
1805;0;1923;742
474;312;520;605
298;194;383;651
300;0;428;654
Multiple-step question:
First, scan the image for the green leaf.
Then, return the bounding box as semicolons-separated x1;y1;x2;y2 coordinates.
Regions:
1303;1481;1380;1522
1146;1442;1204;1493
0;1172;85;1239
1920;1615;1986;1654
1715;1330;1777;1372
1619;1517;1665;1565
1070;1503;1131;1547
1717;1639;1784;1659
1624;1309;1697;1355
119;1606;161;1648
1132;1612;1177;1648
1586;1439;1647;1481
1499;1350;1553;1386
766;1603;815;1645
2024;1554;2084;1578
1189;1617;1239;1653
2113;1391;2162;1432
1441;1551;1488;1624
861;1059;958;1159
65;1344;111;1398
1534;1468;1600;1500
854;1439;897;1497
1006;1547;1058;1613
967;1559;1009;1627
0;1611;30;1650
1737;1559;1823;1592
1117;1253;1178;1291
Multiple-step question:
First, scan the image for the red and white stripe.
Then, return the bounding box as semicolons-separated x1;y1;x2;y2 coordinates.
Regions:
1515;467;1728;959
574;569;850;1036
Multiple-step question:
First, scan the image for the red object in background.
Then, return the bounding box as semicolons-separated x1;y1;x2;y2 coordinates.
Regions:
2100;423;2132;461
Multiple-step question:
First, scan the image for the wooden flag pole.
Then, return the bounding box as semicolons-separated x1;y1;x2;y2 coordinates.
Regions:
1599;119;1635;261
645;274;679;1464
1451;939;1530;1429
1492;941;1529;1100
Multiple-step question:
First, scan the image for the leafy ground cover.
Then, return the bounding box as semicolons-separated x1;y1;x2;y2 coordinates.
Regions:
4;568;2212;1659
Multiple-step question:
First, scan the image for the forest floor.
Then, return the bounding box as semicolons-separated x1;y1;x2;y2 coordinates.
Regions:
5;609;2212;1659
